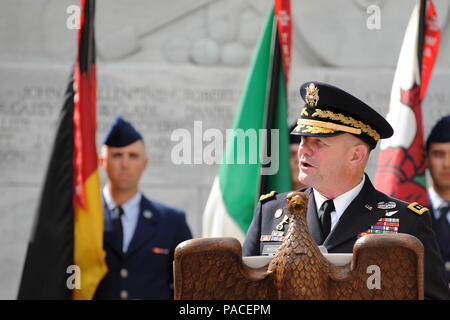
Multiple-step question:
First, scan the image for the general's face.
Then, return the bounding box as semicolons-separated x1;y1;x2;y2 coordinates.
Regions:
297;135;354;191
100;140;148;192
427;142;450;191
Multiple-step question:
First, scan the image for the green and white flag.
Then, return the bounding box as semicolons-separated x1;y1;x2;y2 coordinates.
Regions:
202;4;292;242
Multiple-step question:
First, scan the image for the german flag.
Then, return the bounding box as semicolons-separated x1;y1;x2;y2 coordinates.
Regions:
374;0;440;205
18;0;107;300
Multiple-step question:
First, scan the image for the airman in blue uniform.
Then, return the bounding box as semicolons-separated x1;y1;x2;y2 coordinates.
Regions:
94;115;192;299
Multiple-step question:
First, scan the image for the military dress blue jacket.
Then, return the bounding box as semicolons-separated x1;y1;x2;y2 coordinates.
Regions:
429;205;450;286
94;195;192;300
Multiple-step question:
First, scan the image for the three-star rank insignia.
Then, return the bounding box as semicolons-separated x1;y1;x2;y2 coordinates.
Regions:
407;202;429;215
259;191;277;202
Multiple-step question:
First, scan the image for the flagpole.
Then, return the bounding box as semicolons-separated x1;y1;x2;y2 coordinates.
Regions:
259;19;282;197
418;0;426;78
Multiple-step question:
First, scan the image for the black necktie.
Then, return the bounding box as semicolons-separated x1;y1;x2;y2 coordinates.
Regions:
434;202;450;255
438;203;450;225
320;200;335;239
113;206;124;252
436;203;450;232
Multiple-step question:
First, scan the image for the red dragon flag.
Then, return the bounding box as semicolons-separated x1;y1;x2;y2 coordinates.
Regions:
72;0;107;300
374;0;440;206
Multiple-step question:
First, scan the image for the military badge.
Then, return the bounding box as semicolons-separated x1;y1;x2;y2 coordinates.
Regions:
305;83;320;106
262;244;281;256
143;210;153;219
274;208;283;219
152;247;169;255
385;210;398;217
377;201;396;210
276;215;289;231
357;217;399;239
260;235;285;242
271;230;284;237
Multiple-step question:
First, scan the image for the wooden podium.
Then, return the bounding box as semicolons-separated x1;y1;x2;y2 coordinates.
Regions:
174;192;424;300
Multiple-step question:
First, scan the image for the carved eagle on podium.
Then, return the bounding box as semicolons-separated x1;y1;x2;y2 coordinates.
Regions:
174;192;424;300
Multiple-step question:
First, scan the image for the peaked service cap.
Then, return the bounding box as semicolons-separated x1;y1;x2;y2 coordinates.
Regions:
291;81;393;149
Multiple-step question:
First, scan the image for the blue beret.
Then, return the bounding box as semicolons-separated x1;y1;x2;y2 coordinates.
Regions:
103;115;143;147
426;115;450;150
291;81;393;149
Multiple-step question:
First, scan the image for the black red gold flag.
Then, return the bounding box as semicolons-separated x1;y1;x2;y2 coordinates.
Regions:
18;0;106;300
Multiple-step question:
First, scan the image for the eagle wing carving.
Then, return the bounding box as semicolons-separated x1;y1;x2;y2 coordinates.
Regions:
174;192;424;300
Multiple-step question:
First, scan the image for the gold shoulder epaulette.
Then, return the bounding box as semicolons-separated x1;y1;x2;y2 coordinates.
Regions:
407;202;429;215
259;191;277;202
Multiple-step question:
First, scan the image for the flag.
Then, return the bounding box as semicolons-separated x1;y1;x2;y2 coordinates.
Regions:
202;0;292;242
18;0;106;299
374;0;440;206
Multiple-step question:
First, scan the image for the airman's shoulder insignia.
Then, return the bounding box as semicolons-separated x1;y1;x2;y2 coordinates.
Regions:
259;191;277;202
407;202;429;215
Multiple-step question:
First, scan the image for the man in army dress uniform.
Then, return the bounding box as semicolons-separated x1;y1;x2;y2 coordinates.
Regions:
243;82;450;299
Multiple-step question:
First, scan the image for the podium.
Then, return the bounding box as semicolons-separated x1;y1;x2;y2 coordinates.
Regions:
174;193;424;300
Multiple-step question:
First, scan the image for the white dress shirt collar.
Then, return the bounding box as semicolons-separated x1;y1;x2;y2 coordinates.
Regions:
313;174;366;231
102;185;142;215
428;186;448;220
102;185;142;252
